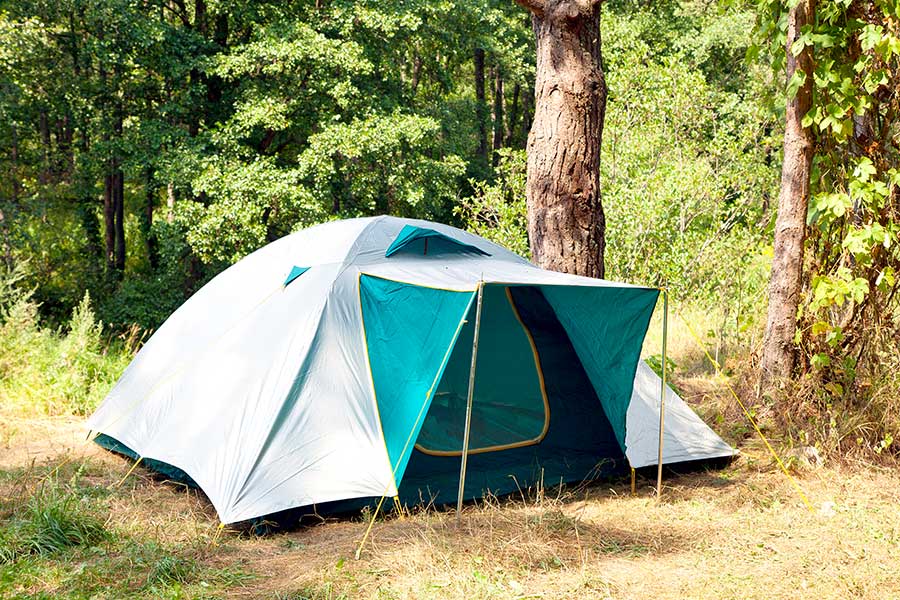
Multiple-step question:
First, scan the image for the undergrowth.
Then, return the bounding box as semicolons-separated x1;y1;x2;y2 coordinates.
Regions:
0;290;135;416
0;475;109;564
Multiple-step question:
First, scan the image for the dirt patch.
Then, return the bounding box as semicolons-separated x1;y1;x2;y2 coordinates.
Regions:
3;413;900;599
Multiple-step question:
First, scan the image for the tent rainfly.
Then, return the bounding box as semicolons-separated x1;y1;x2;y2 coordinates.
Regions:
87;216;734;524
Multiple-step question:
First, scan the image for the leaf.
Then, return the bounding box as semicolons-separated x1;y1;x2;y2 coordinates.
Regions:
786;68;806;99
811;321;831;336
859;24;884;51
824;382;843;397
811;353;831;369
853;157;877;183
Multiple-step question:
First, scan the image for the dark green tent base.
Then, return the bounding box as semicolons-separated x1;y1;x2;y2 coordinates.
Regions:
94;434;199;489
93;431;731;534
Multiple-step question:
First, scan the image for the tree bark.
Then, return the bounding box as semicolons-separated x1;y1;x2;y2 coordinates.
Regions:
166;182;176;224
113;104;125;274
474;47;488;166
506;82;521;147
104;171;115;271
516;0;607;278
144;166;158;268
760;0;816;389
492;66;505;166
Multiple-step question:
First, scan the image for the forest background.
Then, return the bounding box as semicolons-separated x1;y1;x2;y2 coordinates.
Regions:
1;0;898;459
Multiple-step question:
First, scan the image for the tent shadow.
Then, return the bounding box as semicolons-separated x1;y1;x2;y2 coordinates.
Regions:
244;455;738;535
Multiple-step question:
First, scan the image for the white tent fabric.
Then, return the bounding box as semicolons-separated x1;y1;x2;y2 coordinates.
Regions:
625;360;736;468
87;216;732;523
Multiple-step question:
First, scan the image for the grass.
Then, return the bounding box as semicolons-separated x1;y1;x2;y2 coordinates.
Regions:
1;294;899;598
2;410;899;599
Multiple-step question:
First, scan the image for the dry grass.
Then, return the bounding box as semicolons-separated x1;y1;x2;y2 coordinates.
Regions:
2;408;900;600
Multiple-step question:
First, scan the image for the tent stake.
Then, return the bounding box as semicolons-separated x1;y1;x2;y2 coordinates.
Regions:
457;281;484;524
656;289;668;501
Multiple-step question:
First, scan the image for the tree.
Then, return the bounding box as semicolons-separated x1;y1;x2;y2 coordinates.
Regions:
759;0;816;388
514;0;607;278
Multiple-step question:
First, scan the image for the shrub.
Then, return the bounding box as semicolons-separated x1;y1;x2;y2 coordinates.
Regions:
0;291;132;416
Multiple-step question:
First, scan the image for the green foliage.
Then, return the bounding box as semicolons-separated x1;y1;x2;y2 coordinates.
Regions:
0;290;132;416
147;555;197;587
457;148;529;257
0;478;108;565
0;0;535;330
754;0;900;455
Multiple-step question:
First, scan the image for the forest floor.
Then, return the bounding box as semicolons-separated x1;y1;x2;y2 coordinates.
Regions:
2;406;899;600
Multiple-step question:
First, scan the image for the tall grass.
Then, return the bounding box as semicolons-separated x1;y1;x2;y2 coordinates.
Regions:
0;476;109;564
0;290;133;416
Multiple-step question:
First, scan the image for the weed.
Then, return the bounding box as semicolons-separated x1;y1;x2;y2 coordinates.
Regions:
147;555;196;586
0;479;108;564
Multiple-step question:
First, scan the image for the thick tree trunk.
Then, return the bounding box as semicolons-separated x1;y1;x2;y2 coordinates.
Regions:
491;67;504;166
760;0;816;389
516;0;607;278
474;47;488;165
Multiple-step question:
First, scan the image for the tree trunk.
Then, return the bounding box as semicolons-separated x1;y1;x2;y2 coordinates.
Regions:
114;167;125;273
113;104;125;274
759;0;816;389
492;66;504;166
104;171;115;271
515;0;607;278
144;166;158;268
506;82;521;147
474;47;488;166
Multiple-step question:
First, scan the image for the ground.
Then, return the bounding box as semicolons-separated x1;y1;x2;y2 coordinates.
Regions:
2;406;899;600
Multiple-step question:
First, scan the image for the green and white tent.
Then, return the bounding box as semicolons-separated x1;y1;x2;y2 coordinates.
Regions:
87;216;733;524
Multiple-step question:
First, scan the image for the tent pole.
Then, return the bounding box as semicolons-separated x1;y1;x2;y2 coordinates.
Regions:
656;289;669;500
457;280;484;524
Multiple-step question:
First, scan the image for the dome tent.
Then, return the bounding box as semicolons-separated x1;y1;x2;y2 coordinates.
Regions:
87;216;733;524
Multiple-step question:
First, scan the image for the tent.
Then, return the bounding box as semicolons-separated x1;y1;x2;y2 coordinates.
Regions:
87;216;734;524
626;361;734;468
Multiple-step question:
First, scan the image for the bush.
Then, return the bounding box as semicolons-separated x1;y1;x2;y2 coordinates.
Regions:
0;291;132;416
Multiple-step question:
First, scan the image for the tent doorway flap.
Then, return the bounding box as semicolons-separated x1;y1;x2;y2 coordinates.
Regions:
415;286;550;456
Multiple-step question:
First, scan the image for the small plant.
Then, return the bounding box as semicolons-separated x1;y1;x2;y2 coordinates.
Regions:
147;555;196;586
0;479;109;564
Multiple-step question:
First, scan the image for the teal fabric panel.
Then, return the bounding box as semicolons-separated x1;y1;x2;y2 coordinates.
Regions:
359;274;475;484
384;225;489;257
540;286;659;450
283;266;309;287
401;285;626;506
416;285;547;453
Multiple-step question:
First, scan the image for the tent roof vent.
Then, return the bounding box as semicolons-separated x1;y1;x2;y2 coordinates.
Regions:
385;225;489;258
283;266;309;287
